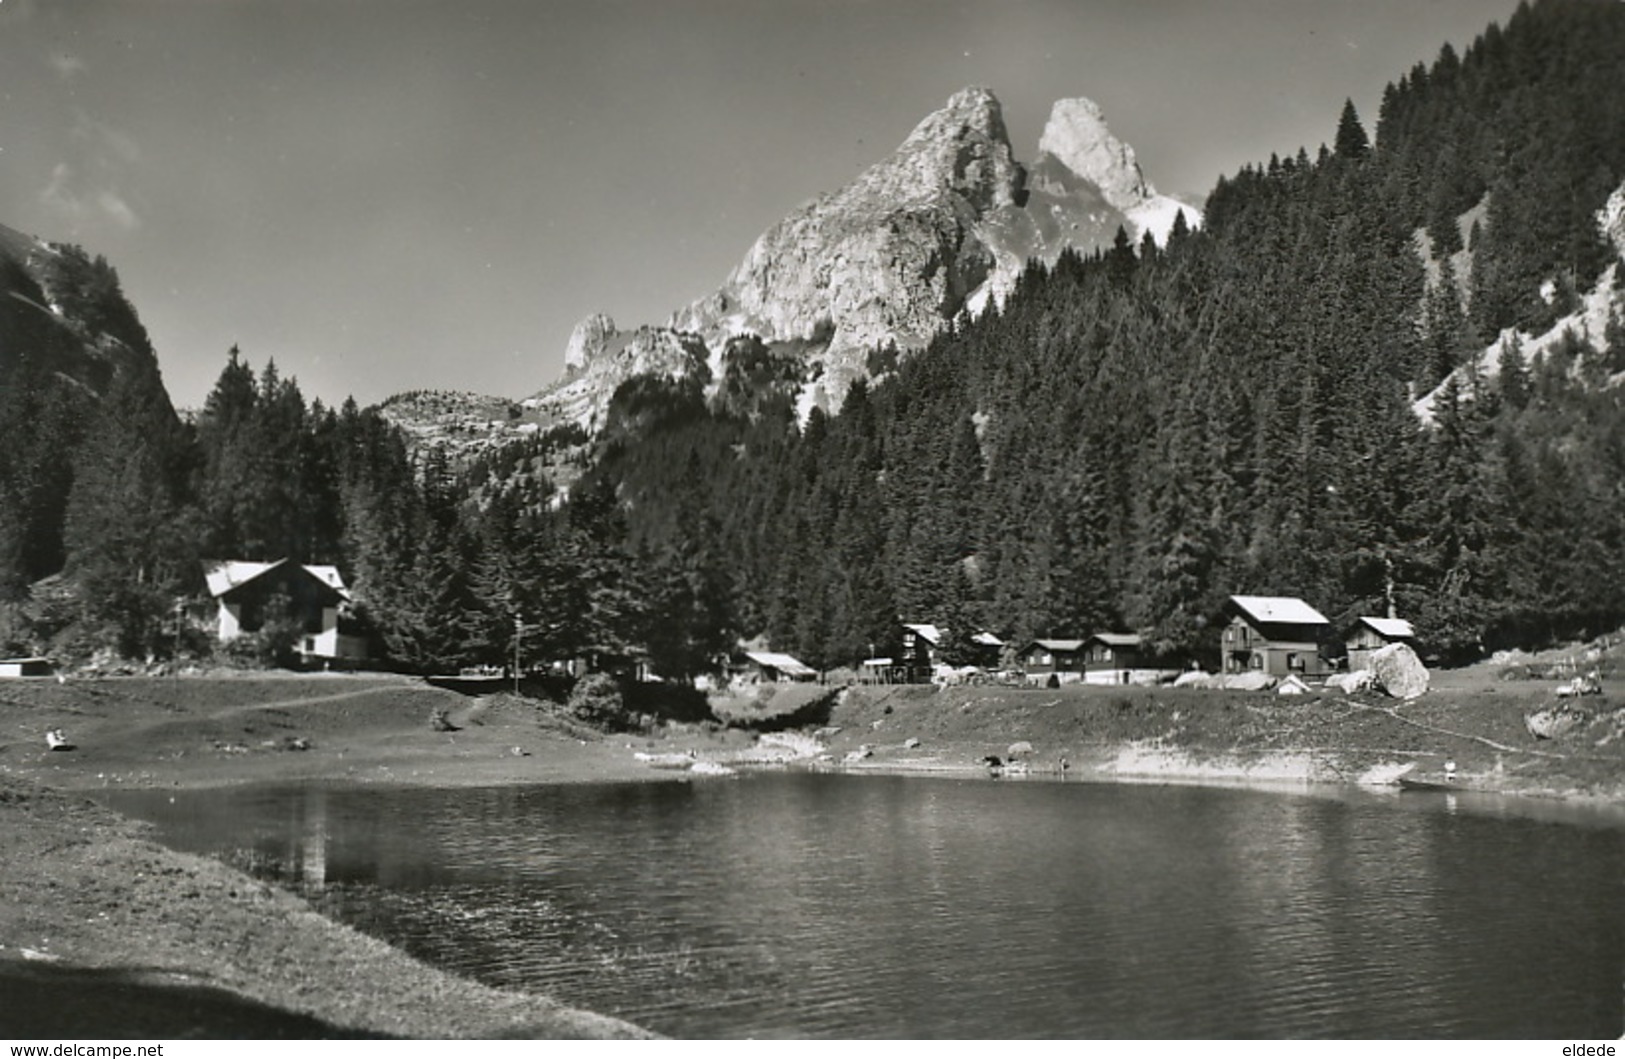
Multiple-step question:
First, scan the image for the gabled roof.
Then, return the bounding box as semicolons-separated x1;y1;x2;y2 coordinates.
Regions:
904;623;1003;647
903;623;942;644
744;651;816;677
1027;639;1085;652
304;564;347;594
1356;616;1415;640
1227;595;1329;626
203;559;351;601
204;559;281;597
1087;632;1143;648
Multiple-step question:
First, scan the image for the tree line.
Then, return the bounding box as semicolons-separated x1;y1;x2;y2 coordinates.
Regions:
567;0;1625;671
3;0;1622;677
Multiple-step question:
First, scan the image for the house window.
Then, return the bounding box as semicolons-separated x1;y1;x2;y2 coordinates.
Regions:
1287;653;1304;672
1249;653;1262;670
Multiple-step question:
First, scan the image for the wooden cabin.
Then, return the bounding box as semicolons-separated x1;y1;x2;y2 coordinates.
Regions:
1345;616;1417;672
1220;595;1331;678
902;623;1003;680
1082;632;1151;685
742;650;817;683
1021;639;1085;684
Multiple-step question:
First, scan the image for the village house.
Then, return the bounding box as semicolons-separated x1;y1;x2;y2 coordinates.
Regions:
901;623;1003;680
1020;639;1085;684
1220;595;1332;678
203;559;368;664
1345;616;1417;672
1082;632;1153;685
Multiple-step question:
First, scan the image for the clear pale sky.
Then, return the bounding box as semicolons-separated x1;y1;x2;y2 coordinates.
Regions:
0;0;1518;409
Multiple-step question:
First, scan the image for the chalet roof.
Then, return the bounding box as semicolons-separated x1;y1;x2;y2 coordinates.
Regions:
203;559;351;601
304;564;347;594
904;623;1003;647
1028;639;1085;652
744;650;817;678
1227;595;1329;626
903;623;942;644
204;559;279;597
1087;632;1143;648
1356;616;1416;640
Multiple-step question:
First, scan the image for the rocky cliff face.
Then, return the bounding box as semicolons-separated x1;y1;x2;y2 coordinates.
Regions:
1413;179;1625;424
529;87;1200;429
0;221;163;399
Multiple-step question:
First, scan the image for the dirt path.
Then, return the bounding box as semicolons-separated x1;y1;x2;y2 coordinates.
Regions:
196;681;442;723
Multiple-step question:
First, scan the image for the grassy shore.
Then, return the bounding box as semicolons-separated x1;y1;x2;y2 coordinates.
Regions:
0;673;678;1039
812;669;1625;802
0;659;1620;1037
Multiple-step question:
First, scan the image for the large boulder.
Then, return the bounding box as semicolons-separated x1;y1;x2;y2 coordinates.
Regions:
1524;703;1589;740
1172;670;1212;688
1370;643;1429;699
1220;671;1275;692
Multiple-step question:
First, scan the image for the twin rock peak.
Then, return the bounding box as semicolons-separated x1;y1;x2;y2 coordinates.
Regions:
545;87;1199;428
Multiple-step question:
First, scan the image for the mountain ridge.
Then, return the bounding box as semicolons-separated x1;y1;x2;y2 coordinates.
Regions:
524;87;1200;430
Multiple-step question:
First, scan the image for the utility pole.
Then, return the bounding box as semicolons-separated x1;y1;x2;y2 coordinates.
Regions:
513;615;523;696
173;598;185;707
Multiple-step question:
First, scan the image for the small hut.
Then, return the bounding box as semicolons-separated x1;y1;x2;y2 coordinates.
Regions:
742;650;817;683
0;657;52;678
1345;617;1417;672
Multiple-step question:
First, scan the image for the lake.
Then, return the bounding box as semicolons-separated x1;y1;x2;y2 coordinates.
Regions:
101;773;1625;1038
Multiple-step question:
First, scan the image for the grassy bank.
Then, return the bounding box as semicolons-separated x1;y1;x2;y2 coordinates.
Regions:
807;666;1625;801
0;774;651;1039
0;672;692;1039
0;670;746;792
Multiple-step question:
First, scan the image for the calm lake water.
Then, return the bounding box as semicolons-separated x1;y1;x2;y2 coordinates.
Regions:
102;774;1625;1039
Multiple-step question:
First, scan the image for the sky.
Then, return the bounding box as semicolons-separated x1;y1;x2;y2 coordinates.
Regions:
0;0;1522;410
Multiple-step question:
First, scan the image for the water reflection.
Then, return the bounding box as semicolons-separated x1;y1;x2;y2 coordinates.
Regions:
299;787;326;892
103;776;1625;1039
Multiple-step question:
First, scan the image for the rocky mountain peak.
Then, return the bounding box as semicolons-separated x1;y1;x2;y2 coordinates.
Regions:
565;312;616;378
1035;97;1151;212
530;87;1199;429
881;85;1026;214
